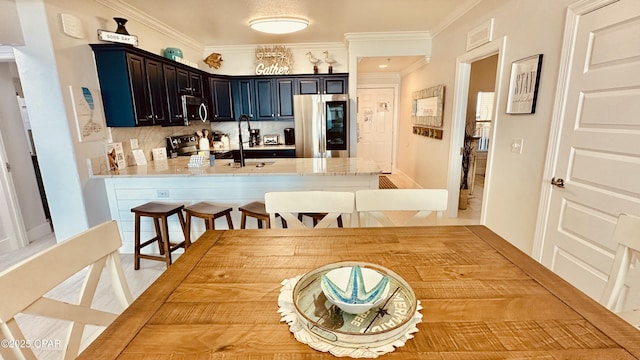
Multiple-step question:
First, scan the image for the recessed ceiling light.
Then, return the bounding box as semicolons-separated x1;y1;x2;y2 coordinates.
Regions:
249;17;309;34
378;58;391;69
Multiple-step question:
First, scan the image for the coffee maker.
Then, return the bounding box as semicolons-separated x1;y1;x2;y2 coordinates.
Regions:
249;129;260;147
284;128;295;145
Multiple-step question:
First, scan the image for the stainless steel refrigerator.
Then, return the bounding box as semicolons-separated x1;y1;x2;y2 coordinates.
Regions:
293;94;349;158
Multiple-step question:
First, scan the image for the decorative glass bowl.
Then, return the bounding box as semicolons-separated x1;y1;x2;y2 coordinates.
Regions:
320;265;390;314
290;261;419;348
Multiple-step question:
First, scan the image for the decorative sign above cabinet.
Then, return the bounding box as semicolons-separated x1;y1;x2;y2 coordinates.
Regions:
255;45;293;75
97;29;138;46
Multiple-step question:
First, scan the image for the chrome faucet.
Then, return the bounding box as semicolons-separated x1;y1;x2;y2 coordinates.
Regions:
237;114;251;166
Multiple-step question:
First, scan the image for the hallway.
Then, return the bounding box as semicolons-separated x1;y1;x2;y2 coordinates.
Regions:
385;172;483;225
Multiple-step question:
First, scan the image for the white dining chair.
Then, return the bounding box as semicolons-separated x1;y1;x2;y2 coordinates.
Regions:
355;189;448;227
600;213;640;328
0;220;133;360
265;191;354;228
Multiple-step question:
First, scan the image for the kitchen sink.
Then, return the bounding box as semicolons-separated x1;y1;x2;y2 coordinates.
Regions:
227;160;275;168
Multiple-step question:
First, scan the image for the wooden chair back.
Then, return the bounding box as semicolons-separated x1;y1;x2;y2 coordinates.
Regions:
0;220;133;360
355;189;448;227
600;213;640;327
265;191;354;228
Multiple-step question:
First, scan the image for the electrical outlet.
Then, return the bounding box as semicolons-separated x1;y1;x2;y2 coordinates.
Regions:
156;190;169;198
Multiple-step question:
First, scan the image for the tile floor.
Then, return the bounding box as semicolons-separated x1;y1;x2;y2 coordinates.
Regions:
385;172;484;225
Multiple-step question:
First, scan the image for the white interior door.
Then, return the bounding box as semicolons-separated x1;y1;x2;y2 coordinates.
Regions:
539;0;640;302
0;131;27;252
356;88;394;173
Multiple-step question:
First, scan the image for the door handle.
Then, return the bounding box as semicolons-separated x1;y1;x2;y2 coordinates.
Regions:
551;177;565;188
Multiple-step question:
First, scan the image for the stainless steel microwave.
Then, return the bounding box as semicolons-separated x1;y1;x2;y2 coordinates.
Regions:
181;95;208;125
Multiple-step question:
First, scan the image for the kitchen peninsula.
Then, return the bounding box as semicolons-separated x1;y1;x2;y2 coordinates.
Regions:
91;157;380;253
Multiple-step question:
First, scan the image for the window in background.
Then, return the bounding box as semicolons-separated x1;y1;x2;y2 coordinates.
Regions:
475;91;493;151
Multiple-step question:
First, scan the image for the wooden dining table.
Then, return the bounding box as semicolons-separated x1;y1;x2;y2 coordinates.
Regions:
78;226;640;359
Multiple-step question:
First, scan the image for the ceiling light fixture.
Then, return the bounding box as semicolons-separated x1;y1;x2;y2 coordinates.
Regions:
378;58;391;69
249;17;309;34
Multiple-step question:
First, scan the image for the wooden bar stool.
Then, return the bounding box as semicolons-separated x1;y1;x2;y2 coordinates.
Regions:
184;202;234;243
238;201;285;229
131;202;187;270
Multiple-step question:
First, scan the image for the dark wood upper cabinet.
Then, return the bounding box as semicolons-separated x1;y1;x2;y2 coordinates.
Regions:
231;79;254;120
254;78;275;120
90;44;347;126
323;77;347;94
177;68;203;96
276;78;294;120
144;59;169;124
296;78;321;95
209;77;234;121
296;75;348;95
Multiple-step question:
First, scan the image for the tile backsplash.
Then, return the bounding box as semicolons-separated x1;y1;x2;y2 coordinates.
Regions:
108;120;294;165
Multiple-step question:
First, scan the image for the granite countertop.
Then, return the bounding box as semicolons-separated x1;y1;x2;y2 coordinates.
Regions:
91;157;381;177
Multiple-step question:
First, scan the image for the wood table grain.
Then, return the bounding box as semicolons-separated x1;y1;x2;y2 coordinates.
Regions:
78;226;640;359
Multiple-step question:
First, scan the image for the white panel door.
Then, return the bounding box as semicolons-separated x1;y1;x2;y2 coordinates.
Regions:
356;88;394;173
541;0;640;304
0;131;26;253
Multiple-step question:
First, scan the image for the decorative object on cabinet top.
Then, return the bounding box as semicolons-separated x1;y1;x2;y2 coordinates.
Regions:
163;47;183;61
204;52;223;69
97;17;138;46
323;50;337;74
255;45;294;75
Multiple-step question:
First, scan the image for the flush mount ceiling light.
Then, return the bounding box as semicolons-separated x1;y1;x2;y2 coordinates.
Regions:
249;17;309;34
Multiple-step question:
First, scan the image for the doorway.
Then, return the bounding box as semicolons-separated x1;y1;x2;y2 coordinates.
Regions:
356;87;396;173
459;55;499;220
447;37;507;221
0;61;50;252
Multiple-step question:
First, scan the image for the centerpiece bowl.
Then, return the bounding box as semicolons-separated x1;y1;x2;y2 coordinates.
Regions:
320;265;390;314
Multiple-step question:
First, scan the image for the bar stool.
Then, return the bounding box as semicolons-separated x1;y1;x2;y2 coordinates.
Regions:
131;202;187;270
238;201;286;229
184;202;234;244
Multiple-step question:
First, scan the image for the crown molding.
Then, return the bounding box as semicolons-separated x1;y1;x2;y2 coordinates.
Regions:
205;42;346;54
94;0;203;51
358;72;401;82
430;0;483;37
344;31;431;43
400;57;429;76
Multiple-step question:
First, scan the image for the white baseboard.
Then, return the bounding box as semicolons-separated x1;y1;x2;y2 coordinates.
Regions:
393;169;423;188
27;221;53;242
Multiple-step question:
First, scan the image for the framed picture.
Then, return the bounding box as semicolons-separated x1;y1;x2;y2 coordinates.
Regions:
412;85;445;127
506;54;543;114
69;86;107;142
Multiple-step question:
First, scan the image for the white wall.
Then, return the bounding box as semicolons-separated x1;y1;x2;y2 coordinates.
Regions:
11;0;210;240
397;0;575;253
0;0;25;45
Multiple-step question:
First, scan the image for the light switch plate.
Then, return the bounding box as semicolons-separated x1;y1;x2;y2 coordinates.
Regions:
511;139;523;153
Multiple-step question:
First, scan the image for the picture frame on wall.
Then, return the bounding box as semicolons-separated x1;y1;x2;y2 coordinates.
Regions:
506;54;543;114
